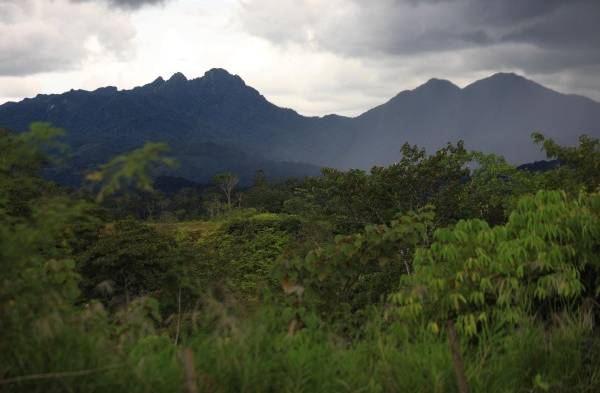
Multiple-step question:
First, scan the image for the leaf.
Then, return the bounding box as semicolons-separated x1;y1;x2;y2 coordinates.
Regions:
533;373;550;391
88;142;178;202
428;322;440;335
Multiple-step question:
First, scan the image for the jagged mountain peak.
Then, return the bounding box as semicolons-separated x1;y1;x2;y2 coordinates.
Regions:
203;67;234;78
150;76;165;85
0;68;598;182
167;72;188;83
201;68;246;87
93;86;118;94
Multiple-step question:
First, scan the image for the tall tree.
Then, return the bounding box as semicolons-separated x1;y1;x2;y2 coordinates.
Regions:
533;133;600;192
214;171;239;208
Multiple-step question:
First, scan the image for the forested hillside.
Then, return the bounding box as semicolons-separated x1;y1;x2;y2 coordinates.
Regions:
1;122;599;392
1;70;599;183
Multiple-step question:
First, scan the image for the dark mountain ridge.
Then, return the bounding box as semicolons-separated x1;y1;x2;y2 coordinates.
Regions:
1;69;599;183
347;72;600;167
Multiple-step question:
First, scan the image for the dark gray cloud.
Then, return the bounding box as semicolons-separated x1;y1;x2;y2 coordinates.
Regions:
239;0;600;72
499;2;599;50
235;3;600;126
0;0;135;76
72;0;168;9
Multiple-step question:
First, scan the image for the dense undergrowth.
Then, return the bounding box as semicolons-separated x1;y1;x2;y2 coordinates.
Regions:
1;123;599;392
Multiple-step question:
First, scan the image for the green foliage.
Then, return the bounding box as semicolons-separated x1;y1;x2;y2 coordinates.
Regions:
277;208;434;329
460;152;541;225
87;142;178;202
193;211;302;301
101;189;167;220
178;309;459;393
244;182;297;213
298;141;472;233
469;315;600;393
533;133;600;192
0;126;88;360
2;124;600;392
0;130;188;391
164;187;206;220
393;190;600;337
0;145;115;392
0;123;66;219
0;122;66;174
77;220;185;306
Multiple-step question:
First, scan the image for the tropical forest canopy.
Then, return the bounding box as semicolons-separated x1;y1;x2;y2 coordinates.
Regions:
1;122;599;392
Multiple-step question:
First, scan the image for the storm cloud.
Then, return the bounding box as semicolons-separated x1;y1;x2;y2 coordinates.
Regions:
0;0;136;76
237;0;600;74
72;0;169;10
1;0;599;114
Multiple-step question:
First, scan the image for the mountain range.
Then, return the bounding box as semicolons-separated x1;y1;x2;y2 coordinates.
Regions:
1;68;599;184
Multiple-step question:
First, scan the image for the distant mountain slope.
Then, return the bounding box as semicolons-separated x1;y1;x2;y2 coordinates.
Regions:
0;69;599;183
347;73;600;167
0;69;326;183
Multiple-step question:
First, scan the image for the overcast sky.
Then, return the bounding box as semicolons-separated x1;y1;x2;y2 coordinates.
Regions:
1;0;599;116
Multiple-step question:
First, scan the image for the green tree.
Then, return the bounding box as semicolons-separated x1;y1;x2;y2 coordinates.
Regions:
0;125;111;388
533;133;600;192
0;123;66;219
460;152;540;225
195;211;302;301
77;220;183;306
278;207;433;329
392;190;600;392
253;169;267;188
302;141;471;232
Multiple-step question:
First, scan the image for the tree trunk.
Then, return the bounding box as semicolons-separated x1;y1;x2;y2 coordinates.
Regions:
225;190;231;209
447;319;469;393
